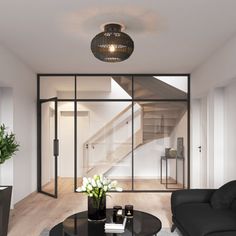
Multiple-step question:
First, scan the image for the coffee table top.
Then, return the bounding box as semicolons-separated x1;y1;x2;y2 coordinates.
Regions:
49;209;162;236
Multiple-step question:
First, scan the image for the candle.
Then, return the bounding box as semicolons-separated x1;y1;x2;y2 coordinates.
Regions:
125;205;133;218
113;206;122;223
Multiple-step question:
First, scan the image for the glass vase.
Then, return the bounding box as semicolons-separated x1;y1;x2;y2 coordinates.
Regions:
88;195;106;221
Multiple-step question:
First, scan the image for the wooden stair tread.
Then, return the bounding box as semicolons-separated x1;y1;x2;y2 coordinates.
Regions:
143;119;177;126
143;114;180;119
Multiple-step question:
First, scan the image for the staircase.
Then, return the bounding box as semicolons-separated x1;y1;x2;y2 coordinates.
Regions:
141;101;186;143
83;104;143;176
112;76;187;99
83;76;187;176
84;130;142;177
113;76;187;143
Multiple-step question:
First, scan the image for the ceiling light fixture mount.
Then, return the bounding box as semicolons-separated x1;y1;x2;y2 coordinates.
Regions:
91;23;134;63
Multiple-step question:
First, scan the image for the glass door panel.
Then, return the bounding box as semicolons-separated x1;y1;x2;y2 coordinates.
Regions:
78;102;132;190
76;76;132;99
134;76;188;100
40;76;75;99
40;98;58;197
133;101;187;190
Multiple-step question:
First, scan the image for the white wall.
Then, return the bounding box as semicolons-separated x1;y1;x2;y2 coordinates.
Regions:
0;45;36;204
204;89;225;188
169;113;187;186
192;33;236;98
191;97;208;188
190;99;201;188
192;83;236;189
191;33;236;188
59;111;75;177
224;79;236;183
212;88;224;187
191;82;236;189
58;106;90;178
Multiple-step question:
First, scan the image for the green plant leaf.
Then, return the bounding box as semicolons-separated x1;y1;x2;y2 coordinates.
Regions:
0;124;19;164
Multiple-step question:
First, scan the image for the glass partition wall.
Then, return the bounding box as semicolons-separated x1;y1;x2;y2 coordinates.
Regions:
37;75;190;197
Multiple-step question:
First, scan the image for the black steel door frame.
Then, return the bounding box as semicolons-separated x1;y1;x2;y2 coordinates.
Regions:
38;96;59;198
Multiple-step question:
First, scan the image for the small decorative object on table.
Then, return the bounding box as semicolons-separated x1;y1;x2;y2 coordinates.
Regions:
113;205;123;223
177;137;184;158
165;148;171;157
169;148;177;158
105;216;127;233
125;205;133;218
76;175;122;221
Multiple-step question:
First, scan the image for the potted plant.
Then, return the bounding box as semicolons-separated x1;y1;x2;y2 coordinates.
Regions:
0;124;19;236
76;175;122;221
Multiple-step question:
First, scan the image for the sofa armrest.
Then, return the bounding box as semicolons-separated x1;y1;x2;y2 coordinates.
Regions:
171;189;215;214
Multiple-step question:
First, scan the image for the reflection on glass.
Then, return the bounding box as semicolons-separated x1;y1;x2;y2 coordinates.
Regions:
76;76;132;99
134;76;188;99
41;102;56;195
80;102;132;190
57;102;74;191
134;102;187;190
40;76;75;99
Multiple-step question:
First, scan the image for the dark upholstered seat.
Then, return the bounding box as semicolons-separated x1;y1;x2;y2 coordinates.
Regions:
171;181;236;236
175;203;236;236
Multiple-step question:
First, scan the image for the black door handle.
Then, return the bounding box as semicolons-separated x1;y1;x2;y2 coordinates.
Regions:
198;146;201;153
54;139;59;156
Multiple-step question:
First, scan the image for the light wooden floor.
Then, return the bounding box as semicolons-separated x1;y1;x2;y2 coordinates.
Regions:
9;178;173;236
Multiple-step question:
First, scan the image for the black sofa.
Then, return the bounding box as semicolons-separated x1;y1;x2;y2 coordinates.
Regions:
171;181;236;236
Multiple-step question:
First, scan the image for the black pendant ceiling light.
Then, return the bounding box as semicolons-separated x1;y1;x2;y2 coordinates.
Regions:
91;23;134;63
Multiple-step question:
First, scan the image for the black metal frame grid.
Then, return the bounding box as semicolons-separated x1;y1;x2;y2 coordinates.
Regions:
37;74;190;197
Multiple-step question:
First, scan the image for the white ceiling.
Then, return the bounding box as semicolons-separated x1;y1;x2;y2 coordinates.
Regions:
0;0;236;73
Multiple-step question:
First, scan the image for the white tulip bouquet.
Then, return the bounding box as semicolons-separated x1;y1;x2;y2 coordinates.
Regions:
76;174;122;198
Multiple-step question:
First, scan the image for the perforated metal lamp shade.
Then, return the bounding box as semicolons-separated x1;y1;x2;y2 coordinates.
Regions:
91;23;134;63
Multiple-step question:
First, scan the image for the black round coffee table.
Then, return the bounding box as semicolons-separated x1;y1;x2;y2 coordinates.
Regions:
49;209;162;236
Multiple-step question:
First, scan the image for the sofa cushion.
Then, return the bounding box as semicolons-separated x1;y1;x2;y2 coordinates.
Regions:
207;232;236;236
231;199;236;211
174;203;236;236
211;180;236;209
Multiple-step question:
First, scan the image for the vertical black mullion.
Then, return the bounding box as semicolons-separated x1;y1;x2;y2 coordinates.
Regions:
131;76;134;191
54;98;58;197
187;74;191;189
37;74;41;192
74;76;77;192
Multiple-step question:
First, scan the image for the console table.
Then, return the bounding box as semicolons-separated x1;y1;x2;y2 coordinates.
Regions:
49;209;162;235
160;155;184;189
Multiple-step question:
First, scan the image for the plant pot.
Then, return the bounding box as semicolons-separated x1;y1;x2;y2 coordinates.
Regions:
0;186;12;236
88;195;106;221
